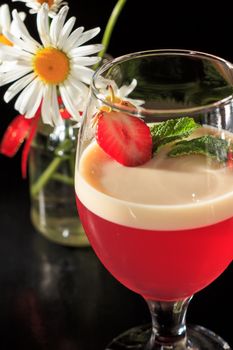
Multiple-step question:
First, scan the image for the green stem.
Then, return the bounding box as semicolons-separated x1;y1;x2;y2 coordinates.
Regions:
31;156;64;198
51;173;74;186
97;0;127;61
31;138;74;198
69;153;75;176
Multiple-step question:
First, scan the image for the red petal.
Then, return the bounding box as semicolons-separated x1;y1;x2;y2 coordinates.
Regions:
58;96;63;105
60;108;72;120
58;96;72;120
21;113;40;179
0;115;33;157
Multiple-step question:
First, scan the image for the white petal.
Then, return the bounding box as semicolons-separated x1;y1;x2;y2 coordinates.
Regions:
50;6;69;46
0;66;32;86
70;44;103;57
10;12;26;37
119;79;137;97
3;30;37;53
41;85;53;125
95;77;114;90
59;83;81;120
57;16;76;49
16;55;34;66
0;61;18;73
62;26;84;53
27;2;40;9
57;5;69;22
51;85;62;125
71;56;101;66
49;13;60;45
4;72;35;103
37;4;51;47
12;10;41;49
14;78;40;116
64;76;89;114
71;65;94;85
18;12;26;21
67;81;86;113
67;76;89;95
0;44;33;61
75;27;101;47
10;20;22;38
0;4;11;31
29;5;40;12
24;80;44;118
48;0;68;18
41;84;63;126
0;45;21;60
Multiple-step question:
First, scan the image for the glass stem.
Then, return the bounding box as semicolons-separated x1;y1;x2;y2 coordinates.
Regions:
145;296;192;349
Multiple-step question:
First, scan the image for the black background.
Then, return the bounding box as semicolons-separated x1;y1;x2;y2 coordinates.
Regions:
1;0;233;134
1;0;233;140
0;1;232;349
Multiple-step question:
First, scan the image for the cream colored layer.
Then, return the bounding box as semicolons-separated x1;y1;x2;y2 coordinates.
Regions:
75;130;233;230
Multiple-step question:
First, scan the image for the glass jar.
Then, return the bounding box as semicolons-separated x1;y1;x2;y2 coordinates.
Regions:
29;119;89;247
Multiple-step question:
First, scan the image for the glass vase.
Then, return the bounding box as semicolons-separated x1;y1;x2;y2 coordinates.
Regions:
29;119;89;247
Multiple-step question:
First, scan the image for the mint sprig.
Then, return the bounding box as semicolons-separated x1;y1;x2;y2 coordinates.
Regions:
150;117;200;152
149;117;230;164
168;135;229;162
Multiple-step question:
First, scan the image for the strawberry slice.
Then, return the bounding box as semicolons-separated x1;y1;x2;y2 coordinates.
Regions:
96;111;152;166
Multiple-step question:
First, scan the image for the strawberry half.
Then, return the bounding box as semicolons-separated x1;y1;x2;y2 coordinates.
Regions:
96;111;152;166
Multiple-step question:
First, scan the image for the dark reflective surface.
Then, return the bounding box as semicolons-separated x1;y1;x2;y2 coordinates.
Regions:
0;156;232;350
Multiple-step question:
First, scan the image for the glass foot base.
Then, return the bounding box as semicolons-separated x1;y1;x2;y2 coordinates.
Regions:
106;324;231;350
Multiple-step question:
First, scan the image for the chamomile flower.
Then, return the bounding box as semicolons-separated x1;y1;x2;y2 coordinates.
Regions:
98;79;145;112
0;4;25;46
0;4;103;126
88;79;145;136
108;79;144;108
12;0;67;18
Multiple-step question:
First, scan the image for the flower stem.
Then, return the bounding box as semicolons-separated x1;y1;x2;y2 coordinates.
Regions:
51;173;74;186
30;136;75;197
30;156;65;198
98;0;127;60
69;153;75;176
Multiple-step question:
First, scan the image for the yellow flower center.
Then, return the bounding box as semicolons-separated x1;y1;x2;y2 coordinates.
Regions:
0;34;13;46
37;0;54;8
33;47;70;84
100;85;122;112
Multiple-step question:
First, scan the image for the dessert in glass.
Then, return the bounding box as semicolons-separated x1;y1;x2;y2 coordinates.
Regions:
75;49;233;349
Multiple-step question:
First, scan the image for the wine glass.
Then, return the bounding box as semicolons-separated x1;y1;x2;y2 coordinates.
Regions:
75;49;233;349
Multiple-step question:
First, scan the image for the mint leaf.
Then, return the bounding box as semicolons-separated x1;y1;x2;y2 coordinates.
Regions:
150;117;200;152
168;135;229;162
